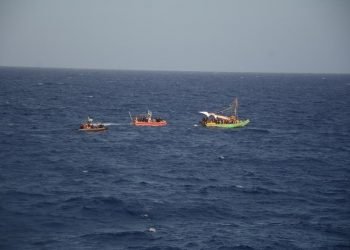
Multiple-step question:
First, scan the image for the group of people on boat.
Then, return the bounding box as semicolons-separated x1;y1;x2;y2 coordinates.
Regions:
201;116;238;125
79;117;106;130
131;110;167;126
80;123;105;129
198;98;249;127
135;116;164;123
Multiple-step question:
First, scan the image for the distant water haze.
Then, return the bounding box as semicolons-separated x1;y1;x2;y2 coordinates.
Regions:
0;0;349;73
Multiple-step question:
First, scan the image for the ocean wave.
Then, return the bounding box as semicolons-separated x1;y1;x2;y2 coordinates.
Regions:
31;239;60;247
142;247;183;250
61;196;124;207
58;196;147;218
218;246;255;250
245;127;270;133
103;122;130;126
80;230;150;240
134;246;182;250
200;185;284;195
1;190;47;199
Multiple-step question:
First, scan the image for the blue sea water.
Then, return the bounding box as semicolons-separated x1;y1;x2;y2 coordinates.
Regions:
0;67;349;249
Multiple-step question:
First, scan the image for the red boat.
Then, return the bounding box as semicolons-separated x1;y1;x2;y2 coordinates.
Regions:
130;111;167;127
133;120;167;126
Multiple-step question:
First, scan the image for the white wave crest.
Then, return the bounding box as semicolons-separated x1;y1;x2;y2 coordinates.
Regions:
103;122;129;126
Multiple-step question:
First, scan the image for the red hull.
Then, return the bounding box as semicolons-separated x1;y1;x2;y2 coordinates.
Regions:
133;121;167;127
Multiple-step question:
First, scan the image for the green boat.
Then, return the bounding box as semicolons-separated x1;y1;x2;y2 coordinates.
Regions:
204;119;250;128
200;98;250;128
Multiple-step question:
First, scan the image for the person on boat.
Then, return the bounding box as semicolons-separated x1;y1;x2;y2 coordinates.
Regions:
229;116;236;123
146;110;152;122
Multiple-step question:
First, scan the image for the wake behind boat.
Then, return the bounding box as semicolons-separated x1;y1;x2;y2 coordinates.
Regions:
130;110;167;127
79;116;108;132
200;98;250;128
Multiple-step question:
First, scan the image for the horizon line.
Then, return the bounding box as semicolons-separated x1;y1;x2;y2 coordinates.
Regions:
0;65;349;75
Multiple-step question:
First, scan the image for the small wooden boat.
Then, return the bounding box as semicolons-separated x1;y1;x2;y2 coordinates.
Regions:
79;116;108;132
79;126;108;132
130;111;167;127
200;98;250;128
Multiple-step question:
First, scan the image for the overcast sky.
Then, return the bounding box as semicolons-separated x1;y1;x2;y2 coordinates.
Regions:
0;0;349;73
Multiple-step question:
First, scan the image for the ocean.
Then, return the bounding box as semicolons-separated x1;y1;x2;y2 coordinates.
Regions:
0;67;349;249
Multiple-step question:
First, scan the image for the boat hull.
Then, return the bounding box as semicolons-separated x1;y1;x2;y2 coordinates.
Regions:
79;127;108;132
204;119;250;128
133;121;167;127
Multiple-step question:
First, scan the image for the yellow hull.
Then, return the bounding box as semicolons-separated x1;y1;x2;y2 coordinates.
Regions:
204;119;250;128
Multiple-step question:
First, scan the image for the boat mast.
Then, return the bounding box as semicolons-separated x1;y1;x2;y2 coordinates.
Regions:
233;97;238;118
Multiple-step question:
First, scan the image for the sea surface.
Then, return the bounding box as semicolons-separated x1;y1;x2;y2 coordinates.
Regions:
0;67;349;250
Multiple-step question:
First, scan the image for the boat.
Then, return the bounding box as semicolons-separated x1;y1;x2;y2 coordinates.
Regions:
199;98;250;128
79;116;108;132
130;110;167;127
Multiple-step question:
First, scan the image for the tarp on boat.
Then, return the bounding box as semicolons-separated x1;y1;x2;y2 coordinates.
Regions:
199;112;231;121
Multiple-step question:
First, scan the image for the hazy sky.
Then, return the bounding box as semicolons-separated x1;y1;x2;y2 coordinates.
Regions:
0;0;349;73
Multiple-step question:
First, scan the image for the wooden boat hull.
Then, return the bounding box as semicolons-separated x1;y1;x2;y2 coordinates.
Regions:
133;121;167;127
204;119;250;128
79;127;108;132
